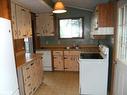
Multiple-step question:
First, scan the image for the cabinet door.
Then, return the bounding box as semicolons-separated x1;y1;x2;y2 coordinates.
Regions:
22;63;33;95
53;55;64;71
37;58;43;85
22;63;31;84
24;82;33;95
24;10;32;37
27;12;32;37
36;13;54;36
64;51;79;71
0;0;10;19
98;4;107;27
15;5;32;39
22;8;29;37
71;55;79;71
16;5;23;39
64;55;73;71
98;3;114;27
11;2;18;39
53;51;64;71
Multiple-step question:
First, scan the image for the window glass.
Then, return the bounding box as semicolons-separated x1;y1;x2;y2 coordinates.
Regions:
125;5;127;24
59;18;83;38
118;7;124;25
117;5;127;62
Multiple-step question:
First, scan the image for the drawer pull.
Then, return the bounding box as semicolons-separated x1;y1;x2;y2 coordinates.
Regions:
64;57;67;59
26;67;29;70
33;87;36;91
27;75;30;79
28;83;31;87
31;63;34;66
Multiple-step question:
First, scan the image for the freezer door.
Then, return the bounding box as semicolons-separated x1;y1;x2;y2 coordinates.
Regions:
0;18;19;95
13;89;20;95
0;89;19;95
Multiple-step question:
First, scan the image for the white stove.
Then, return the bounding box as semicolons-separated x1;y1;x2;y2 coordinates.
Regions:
79;45;109;95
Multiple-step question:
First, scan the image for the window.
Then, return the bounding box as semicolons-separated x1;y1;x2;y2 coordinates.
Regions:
117;5;127;63
58;18;84;38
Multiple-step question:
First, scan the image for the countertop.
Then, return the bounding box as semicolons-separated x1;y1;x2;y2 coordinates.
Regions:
15;51;42;68
37;45;99;53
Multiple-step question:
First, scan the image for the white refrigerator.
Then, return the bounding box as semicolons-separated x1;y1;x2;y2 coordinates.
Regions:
0;18;20;95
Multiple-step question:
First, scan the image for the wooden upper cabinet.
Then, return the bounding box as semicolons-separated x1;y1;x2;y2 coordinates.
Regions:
97;2;114;27
0;0;11;19
91;2;115;39
36;13;55;36
11;2;18;39
11;2;32;39
106;3;114;27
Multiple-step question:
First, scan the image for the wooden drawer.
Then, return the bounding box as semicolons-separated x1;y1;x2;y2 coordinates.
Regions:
53;51;63;55
64;51;70;55
24;82;33;95
64;51;80;55
22;63;31;77
69;51;80;55
23;75;31;84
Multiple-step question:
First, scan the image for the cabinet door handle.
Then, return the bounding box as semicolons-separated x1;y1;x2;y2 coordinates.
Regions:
28;83;31;87
31;63;34;66
33;87;36;91
26;67;29;70
27;75;30;79
64;57;67;59
21;9;25;11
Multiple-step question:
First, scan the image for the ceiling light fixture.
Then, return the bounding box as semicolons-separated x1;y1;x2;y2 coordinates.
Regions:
53;0;67;14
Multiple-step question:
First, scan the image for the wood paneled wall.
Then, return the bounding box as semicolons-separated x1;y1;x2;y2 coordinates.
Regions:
0;0;11;19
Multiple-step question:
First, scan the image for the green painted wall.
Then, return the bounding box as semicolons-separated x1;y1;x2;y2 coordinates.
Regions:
40;7;98;46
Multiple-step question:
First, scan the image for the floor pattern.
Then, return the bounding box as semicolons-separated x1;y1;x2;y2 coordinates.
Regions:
34;71;79;95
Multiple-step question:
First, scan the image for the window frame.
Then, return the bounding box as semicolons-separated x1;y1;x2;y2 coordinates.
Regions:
58;17;84;39
116;4;127;63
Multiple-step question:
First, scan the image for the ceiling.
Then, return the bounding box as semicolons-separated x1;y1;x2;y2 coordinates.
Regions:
14;0;52;13
52;0;109;11
14;0;109;13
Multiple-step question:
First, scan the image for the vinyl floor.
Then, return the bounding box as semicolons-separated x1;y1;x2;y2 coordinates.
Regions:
34;71;79;95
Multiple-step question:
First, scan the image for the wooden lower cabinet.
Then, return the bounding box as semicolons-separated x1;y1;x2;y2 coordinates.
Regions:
64;51;80;71
17;56;43;95
53;50;80;71
53;51;64;71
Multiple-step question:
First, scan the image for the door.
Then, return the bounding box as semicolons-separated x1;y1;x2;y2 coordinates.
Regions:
113;1;127;95
113;61;127;95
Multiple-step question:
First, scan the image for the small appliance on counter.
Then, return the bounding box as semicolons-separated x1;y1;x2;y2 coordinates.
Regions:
24;37;33;59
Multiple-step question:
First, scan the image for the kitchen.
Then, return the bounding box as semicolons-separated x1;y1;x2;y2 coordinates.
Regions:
0;0;127;95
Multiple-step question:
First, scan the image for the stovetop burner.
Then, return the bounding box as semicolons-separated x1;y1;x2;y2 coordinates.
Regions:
80;53;103;59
